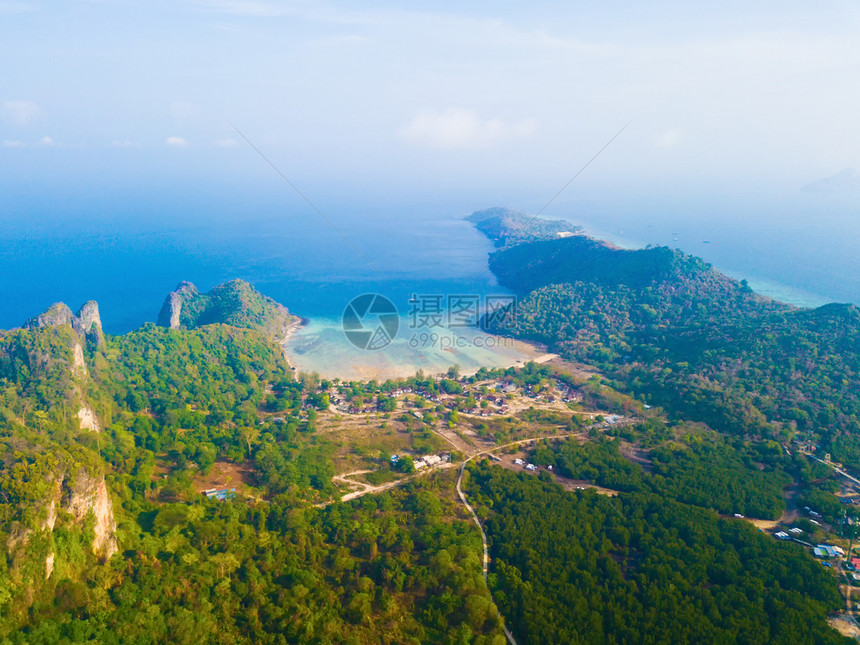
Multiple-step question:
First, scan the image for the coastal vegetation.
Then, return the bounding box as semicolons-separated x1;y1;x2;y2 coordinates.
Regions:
479;215;860;471
466;461;848;644
466;208;582;248
0;253;856;642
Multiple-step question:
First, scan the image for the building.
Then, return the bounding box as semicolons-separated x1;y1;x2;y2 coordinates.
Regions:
203;487;236;501
814;545;839;558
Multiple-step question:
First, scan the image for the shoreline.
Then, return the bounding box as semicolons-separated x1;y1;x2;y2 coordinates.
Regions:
282;317;553;381
278;316;307;371
562;218;834;310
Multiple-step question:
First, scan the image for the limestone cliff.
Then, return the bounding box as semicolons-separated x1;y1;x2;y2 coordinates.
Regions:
156;279;298;340
76;405;101;432
77;300;102;335
25;300;104;346
64;469;117;559
21;300;105;432
157;280;198;329
26;302;75;329
7;470;117;582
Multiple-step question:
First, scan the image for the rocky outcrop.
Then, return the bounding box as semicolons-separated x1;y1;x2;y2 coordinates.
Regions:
76;405;100;433
25;300;104;347
65;469;117;559
45;552;55;580
72;340;88;376
157;281;198;329
42;497;57;532
156;279;298;339
76;301;102;335
26;303;75;329
22;301;106;426
8;469;118;580
159;293;182;329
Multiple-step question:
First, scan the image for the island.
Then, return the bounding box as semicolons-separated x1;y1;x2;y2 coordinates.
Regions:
0;216;856;643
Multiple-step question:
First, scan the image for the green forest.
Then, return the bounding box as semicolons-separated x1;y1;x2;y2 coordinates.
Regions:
0;267;855;643
482;225;860;470
467;461;849;644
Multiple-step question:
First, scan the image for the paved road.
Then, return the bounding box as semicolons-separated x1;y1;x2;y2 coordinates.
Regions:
806;453;860;488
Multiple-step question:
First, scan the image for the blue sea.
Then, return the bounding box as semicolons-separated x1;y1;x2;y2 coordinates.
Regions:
1;184;857;376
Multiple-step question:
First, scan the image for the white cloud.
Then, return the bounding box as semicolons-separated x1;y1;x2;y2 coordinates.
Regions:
2;100;41;126
213;138;238;147
38;135;55;146
111;139;135;147
166;136;189;147
398;108;537;149
653;128;684;149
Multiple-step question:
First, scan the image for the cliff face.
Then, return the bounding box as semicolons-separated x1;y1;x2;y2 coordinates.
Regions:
26;302;75;329
64;469;117;559
77;300;102;335
26;300;104;346
22;301;105;432
7;470;117;583
157;281;198;329
156;279;298;340
76;405;101;432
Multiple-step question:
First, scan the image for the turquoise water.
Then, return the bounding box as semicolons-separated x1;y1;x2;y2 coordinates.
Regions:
0;186;856;377
546;191;858;309
286;317;545;380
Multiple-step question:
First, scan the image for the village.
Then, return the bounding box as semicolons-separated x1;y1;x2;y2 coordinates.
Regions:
189;360;860;633
285;364;640;508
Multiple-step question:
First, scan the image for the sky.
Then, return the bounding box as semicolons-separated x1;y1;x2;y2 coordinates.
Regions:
2;0;860;207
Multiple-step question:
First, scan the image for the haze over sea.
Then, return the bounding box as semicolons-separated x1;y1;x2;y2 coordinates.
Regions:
3;0;858;374
2;184;858;339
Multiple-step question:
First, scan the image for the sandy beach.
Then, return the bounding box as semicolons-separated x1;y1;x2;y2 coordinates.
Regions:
281;316;553;381
278;316;307;371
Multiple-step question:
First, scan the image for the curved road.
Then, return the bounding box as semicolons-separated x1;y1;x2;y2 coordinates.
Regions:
455;433;582;645
328;432;582;644
457;460;518;645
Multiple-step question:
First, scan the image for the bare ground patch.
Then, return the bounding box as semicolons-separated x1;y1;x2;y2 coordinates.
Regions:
828;613;860;639
194;460;258;495
619;441;654;472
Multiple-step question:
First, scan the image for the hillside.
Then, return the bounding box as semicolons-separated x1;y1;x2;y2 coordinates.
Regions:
489;233;731;292
157;279;299;339
468;461;845;644
0;285;852;643
474;210;860;465
0;291;512;643
466;207;582;248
